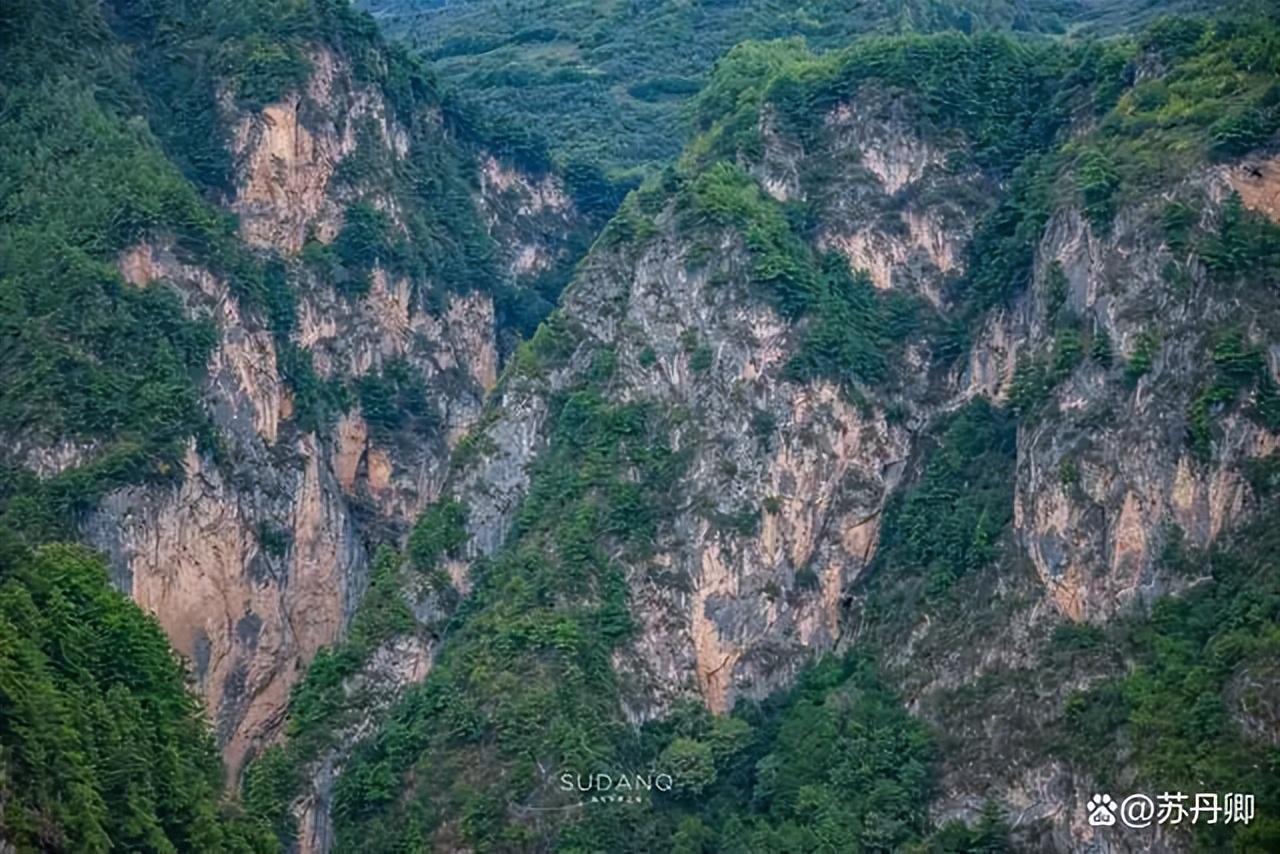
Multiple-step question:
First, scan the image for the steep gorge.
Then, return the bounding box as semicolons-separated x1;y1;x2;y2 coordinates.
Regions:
249;19;1280;854
3;2;1280;853
86;48;586;781
1;0;589;806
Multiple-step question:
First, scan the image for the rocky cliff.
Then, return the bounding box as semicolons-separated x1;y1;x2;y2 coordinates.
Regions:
6;3;1278;852
55;36;581;783
263;25;1280;853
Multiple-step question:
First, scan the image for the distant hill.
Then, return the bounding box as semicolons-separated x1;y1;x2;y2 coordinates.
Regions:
357;0;1242;181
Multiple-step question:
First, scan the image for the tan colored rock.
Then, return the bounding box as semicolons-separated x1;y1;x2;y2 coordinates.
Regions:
333;412;369;493
213;298;283;445
905;209;962;275
480;155;570;213
90;441;357;779
554;229;912;719
814;92;979;307
367;447;393;495
118;242;159;287
692;543;742;714
17;438;98;478
477;154;573;277
230;49;408;254
446;291;499;392
232;99;335;253
826;100;945;194
1227;153;1280;224
824;231;905;291
756;107;804;202
118;242;284;445
962;310;1018;400
98;236;495;781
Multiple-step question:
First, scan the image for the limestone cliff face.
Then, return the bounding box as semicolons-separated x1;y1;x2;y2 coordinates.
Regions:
68;41;575;783
755;92;1278;633
31;25;1269;851
396;94;979;733
93;243;360;779
558;231;916;720
1013;188;1278;623
476;154;577;279
300;265;498;523
89;236;492;780
85;438;360;778
804;91;982;306
230;48;410;255
334;92;1279;851
290;629;436;854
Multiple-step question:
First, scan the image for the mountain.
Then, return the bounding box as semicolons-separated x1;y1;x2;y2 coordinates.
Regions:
3;0;1280;853
2;0;590;846
247;7;1280;853
355;0;1244;183
0;539;277;851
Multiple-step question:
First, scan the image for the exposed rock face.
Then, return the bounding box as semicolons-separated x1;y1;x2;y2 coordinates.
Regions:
85;439;361;778
768;102;1276;632
1011;186;1277;623
89;237;494;778
407;221;914;730
96;249;355;779
230;48;410;254
65;38;573;781
1227;152;1280;224
477;154;576;278
814;93;981;304
348;93;1279;852
291;631;436;854
295;265;499;524
15;438;99;478
27;26;1272;853
561;229;915;719
298;266;497;395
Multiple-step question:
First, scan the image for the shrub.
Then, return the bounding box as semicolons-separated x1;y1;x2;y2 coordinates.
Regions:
408;501;469;572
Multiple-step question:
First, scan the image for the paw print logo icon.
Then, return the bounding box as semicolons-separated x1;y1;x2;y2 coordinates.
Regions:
1088;794;1118;827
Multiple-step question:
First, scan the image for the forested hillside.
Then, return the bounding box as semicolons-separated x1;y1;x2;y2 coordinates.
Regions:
358;0;1247;183
0;539;274;851
247;5;1280;852
3;0;1280;852
1;0;498;546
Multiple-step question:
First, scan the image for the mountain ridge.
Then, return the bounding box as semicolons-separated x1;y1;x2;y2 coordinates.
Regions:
249;9;1280;851
2;1;1279;852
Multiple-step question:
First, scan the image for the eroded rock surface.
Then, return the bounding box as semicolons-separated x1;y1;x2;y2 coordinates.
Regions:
362;92;1280;853
62;42;570;781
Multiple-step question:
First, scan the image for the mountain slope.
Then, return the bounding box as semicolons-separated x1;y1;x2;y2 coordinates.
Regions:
247;7;1280;852
0;540;276;851
357;0;1083;182
356;0;1249;183
4;1;1280;852
1;0;589;834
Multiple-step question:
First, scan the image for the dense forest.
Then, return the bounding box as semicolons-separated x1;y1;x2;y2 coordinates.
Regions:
0;538;274;851
2;0;1280;851
358;0;1253;182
